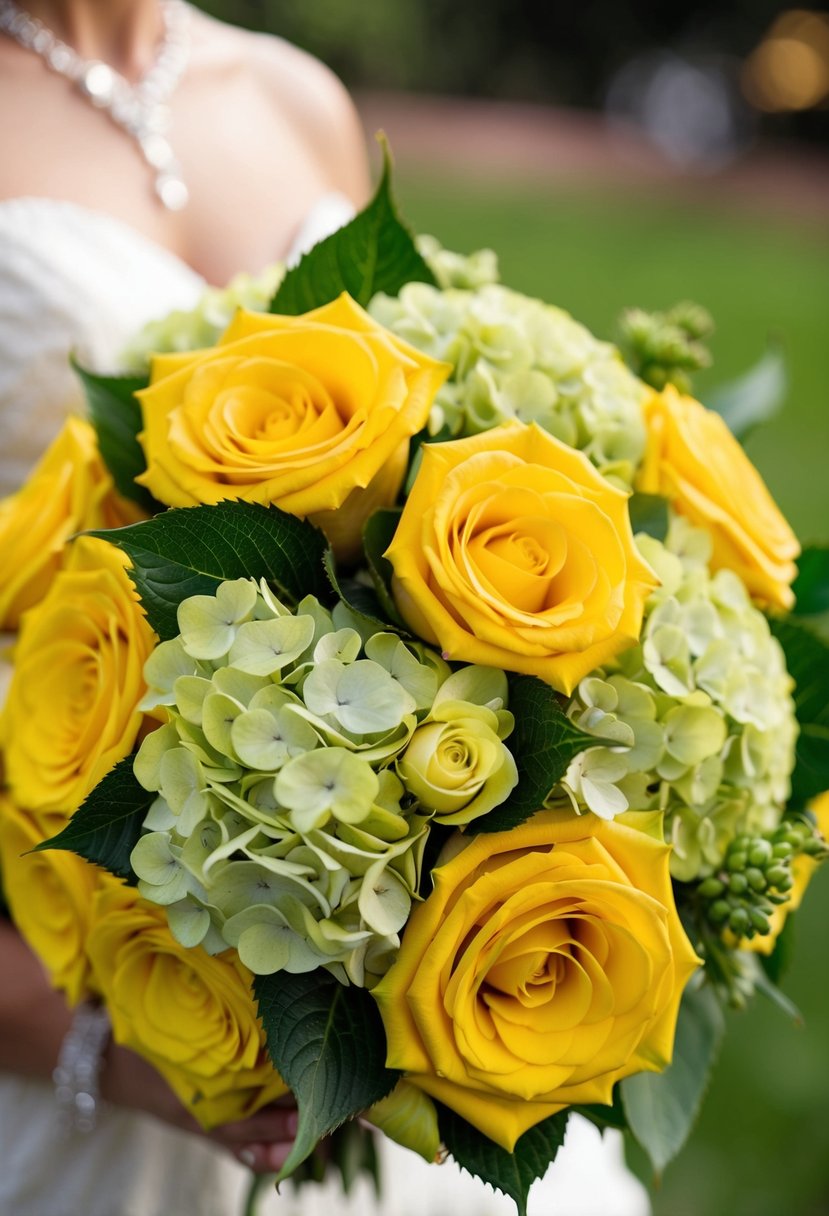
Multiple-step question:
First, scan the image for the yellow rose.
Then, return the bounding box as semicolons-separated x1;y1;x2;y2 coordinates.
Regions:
136;295;449;562
385;422;657;696
0;536;156;814
0;796;111;1005
86;883;287;1128
0;416;143;630
637;386;799;610
373;810;699;1150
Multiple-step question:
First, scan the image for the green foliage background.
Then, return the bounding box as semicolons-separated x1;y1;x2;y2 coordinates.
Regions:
396;169;829;1216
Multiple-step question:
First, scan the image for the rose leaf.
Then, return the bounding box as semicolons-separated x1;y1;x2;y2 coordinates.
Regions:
438;1105;568;1216
362;508;407;628
791;545;829;618
269;137;437;315
769;615;829;807
33;755;151;881
254;969;400;1184
72;359;157;512
705;342;787;441
87;500;331;641
471;674;617;834
621;981;726;1177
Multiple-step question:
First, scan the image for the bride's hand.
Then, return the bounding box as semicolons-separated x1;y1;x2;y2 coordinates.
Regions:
102;1038;298;1172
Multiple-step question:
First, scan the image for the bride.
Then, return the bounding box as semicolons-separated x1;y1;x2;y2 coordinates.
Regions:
0;2;651;1213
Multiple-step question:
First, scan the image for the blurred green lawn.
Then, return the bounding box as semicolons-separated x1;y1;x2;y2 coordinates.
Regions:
400;171;829;1216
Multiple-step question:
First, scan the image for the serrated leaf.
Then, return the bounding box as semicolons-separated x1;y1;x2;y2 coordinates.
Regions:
574;1089;628;1131
769;615;829;806
792;546;829;618
621;981;725;1176
254;970;400;1183
628;493;670;542
706;344;787;440
72;360;156;512
34;755;151;880
88;501;331;641
362;509;406;627
269;138;436;315
471;674;612;834
438;1105;568;1216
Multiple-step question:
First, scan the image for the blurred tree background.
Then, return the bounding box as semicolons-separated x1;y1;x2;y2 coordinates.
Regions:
199;3;829;1213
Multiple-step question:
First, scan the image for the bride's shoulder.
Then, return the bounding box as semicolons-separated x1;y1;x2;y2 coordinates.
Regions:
187;8;369;201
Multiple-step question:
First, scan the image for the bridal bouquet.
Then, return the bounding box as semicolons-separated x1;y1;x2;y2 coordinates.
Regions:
1;149;826;1212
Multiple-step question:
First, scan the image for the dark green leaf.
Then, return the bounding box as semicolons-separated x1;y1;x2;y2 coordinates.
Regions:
751;962;802;1025
88;501;331;641
439;1105;568;1216
621;981;725;1176
769;615;829;806
792;546;829;618
72;360;156;512
322;550;401;636
705;344;787;440
362;509;405;627
759;911;796;987
254;970;399;1183
575;1089;628;1131
628;493;670;542
34;756;150;880
471;674;612;834
269;139;436;315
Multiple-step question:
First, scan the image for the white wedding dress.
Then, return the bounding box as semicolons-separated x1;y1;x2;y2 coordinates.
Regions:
0;194;650;1216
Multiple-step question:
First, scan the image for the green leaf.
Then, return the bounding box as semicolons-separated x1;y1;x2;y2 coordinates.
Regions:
34;755;151;880
792;546;829;618
705;344;787;441
322;549;401;636
628;493;670;542
621;981;725;1176
769;615;829;806
574;1089;628;1132
269;138;436;315
88;501;331;641
471;674;610;834
438;1105;568;1216
254;970;400;1183
72;359;156;512
362;509;406;627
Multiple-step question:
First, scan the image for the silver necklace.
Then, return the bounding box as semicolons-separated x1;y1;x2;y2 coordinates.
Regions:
0;0;191;210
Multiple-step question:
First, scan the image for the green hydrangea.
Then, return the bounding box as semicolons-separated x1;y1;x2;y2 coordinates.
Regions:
120;264;285;372
553;517;798;881
369;279;647;485
131;579;517;985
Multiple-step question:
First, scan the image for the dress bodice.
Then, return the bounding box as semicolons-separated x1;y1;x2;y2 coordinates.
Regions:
0;191;356;497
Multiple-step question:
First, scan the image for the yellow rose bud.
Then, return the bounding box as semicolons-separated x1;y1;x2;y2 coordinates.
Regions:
637;386;799;610
385;422;657;696
86;883;287;1128
0;796;113;1005
373;809;699;1151
397;702;518;826
0;536;156;814
137;295;450;563
0;416;143;630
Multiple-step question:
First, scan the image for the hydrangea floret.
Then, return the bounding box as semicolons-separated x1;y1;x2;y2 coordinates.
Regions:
131;578;518;985
369;276;647;485
553;516;798;880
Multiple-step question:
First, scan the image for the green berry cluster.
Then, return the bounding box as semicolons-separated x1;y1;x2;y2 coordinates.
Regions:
617;301;714;394
696;819;827;941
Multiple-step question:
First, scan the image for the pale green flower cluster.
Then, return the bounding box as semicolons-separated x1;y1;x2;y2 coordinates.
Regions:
130;579;517;984
369;278;647;484
555;517;798;881
416;234;500;291
120;264;286;373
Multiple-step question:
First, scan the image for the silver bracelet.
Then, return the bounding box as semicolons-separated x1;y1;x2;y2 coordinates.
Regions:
53;1000;111;1134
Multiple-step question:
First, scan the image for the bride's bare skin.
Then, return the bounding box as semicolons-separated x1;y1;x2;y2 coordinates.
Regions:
0;0;371;282
0;0;370;1173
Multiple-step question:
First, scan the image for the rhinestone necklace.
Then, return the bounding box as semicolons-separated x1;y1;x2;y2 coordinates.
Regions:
0;0;191;210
